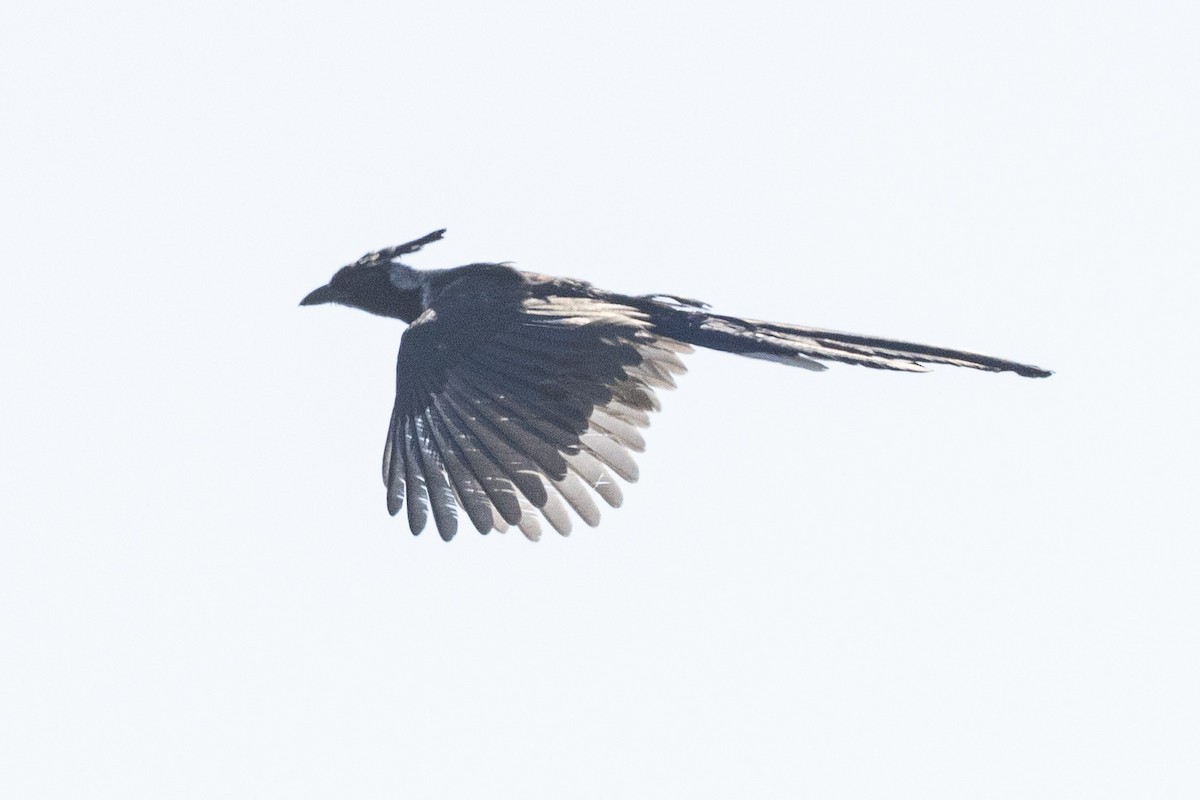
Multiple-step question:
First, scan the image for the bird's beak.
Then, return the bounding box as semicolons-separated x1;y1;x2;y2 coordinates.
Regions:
300;284;336;306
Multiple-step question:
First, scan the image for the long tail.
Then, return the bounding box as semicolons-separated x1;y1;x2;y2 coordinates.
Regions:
644;305;1052;378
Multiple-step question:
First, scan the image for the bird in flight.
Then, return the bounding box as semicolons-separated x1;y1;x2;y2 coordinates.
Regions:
301;230;1050;541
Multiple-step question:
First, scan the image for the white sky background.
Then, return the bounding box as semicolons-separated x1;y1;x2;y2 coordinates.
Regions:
2;1;1197;797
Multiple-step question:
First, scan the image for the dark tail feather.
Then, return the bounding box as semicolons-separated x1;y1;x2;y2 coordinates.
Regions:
649;308;1052;378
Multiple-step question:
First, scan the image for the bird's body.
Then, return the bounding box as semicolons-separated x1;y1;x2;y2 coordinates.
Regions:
302;230;1050;541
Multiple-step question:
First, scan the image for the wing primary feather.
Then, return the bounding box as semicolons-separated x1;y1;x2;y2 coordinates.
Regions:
536;479;573;536
589;407;646;452
432;393;525;526
563;449;624;508
515;497;542;542
402;417;431;535
411;414;459;541
636;339;691;369
579;432;640;483
455;354;593;435
421;407;494;535
382;409;397;486
550;472;602;527
609;377;661;412
439;390;551;508
600;401;652;428
447;377;622;524
384;401;406;516
648;337;695;354
627;362;677;390
406;364;495;535
444;371;575;480
450;375;626;522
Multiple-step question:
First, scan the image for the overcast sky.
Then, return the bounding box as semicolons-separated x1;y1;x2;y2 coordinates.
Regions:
2;1;1197;798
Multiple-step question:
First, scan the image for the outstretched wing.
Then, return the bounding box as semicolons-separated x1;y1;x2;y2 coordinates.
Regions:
383;273;689;541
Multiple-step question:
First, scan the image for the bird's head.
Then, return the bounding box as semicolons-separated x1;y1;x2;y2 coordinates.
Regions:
300;230;445;322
